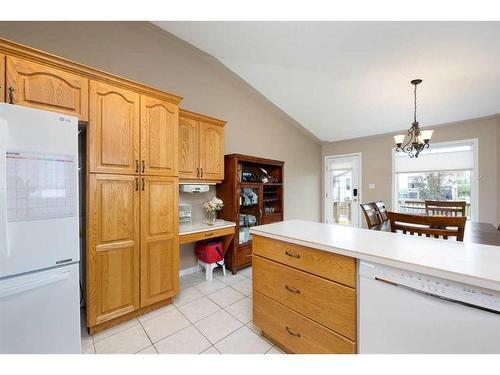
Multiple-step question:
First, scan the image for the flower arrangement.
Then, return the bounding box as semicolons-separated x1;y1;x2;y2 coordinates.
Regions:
203;197;224;224
203;197;224;213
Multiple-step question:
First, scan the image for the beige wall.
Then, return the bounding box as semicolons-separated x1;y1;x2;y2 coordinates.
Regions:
0;21;322;271
322;116;500;226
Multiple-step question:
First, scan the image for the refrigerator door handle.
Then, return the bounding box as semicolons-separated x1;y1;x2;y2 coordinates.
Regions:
0;270;70;299
0;119;7;254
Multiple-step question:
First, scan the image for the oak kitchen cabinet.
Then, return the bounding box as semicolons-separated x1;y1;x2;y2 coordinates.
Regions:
5;55;89;121
89;81;140;175
140;176;179;307
87;174;180;329
252;235;357;353
141;96;179;177
0;54;5;102
89;83;179;177
87;174;140;327
179;109;225;182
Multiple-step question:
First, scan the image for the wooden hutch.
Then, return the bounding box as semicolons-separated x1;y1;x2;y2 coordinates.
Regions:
217;154;284;274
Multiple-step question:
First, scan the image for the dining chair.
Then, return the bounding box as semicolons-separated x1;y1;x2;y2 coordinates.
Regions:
375;201;388;222
387;211;466;241
425;200;466;217
360;202;382;229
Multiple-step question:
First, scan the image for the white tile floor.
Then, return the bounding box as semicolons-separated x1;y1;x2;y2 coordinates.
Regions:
81;267;285;354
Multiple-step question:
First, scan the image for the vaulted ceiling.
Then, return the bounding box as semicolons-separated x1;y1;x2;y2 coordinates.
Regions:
155;22;500;142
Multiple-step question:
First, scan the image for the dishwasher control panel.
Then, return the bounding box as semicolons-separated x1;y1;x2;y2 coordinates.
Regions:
359;261;500;313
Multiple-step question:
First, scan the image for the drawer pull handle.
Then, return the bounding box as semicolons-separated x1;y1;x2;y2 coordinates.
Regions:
285;285;300;294
204;232;214;237
285;250;300;259
285;326;301;338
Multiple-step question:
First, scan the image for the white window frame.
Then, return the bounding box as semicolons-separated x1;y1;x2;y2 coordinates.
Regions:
391;138;479;221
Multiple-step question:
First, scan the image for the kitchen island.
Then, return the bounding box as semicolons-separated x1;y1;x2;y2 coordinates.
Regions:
250;220;500;354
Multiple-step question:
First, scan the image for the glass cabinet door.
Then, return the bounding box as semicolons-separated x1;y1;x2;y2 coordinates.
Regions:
239;186;262;245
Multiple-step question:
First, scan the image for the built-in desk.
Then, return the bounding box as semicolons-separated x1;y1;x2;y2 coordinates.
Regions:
179;220;236;253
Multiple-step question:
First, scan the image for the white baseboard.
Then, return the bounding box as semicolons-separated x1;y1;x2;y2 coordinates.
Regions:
179;265;198;277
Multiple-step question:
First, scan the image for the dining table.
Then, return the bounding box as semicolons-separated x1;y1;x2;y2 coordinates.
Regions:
373;220;500;247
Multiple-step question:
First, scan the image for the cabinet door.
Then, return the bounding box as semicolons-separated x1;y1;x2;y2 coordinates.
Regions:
89;81;140;175
178;116;199;179
5;56;88;120
141;96;178;176
140;176;179;307
87;174;140;327
199;122;224;180
0;54;5;102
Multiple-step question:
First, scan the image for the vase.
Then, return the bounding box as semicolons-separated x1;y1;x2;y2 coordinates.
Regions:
207;211;217;225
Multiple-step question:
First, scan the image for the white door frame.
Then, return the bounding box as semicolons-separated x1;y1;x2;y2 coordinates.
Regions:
324;152;362;227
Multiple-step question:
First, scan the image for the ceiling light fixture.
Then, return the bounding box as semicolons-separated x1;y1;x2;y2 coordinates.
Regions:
394;79;433;158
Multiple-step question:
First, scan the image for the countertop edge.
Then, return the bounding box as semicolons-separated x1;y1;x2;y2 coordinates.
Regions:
180;222;236;236
250;228;500;292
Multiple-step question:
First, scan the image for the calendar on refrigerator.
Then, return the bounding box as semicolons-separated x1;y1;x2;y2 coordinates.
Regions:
6;150;77;222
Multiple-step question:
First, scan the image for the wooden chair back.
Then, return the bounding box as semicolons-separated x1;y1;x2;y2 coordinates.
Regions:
425;200;466;217
387;212;466;241
361;202;382;229
375;201;388;222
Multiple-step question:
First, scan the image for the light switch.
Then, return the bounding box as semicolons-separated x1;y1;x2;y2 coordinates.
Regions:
368;183;375;190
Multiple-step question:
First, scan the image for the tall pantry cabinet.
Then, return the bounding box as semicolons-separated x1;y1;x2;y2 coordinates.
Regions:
87;81;180;332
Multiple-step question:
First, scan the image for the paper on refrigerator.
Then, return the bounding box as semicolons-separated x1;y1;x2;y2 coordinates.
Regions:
6;150;77;222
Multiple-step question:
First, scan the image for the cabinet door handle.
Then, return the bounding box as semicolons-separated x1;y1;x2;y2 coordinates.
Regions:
135;178;139;191
196;168;200;178
142;160;145;173
204;232;214;237
285;285;300;294
135;160;139;173
285;326;301;338
141;178;145;191
285;250;300;259
8;87;14;104
200;168;203;178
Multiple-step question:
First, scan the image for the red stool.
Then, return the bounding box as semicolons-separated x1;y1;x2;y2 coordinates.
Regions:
195;240;226;280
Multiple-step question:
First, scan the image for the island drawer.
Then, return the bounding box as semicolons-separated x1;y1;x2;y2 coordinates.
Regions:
252;235;356;288
253;291;356;354
253;255;356;341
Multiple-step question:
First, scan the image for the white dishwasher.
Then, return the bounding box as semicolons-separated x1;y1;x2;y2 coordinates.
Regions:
358;261;500;354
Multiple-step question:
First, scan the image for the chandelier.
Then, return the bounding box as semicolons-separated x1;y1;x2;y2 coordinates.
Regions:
394;79;433;158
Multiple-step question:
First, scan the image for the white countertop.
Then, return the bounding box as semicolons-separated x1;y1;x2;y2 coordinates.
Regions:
250;220;500;291
179;220;236;235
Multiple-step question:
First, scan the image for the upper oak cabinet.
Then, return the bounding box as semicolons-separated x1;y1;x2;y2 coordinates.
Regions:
5;56;89;121
199;122;225;181
178;115;199;179
89;81;140;175
0;54;5;102
179;109;225;182
141;96;178;177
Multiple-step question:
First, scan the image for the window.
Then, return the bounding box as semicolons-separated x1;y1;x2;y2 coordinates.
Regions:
393;140;478;220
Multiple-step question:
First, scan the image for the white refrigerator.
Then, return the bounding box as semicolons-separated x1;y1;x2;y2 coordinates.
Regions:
0;103;81;354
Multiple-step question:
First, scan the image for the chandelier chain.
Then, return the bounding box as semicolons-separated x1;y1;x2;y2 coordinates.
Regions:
414;82;417;123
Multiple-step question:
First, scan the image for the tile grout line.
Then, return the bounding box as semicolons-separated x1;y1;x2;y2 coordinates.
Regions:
176;301;247;350
147;305;195;346
173;303;215;353
137;317;154;352
90;318;140;346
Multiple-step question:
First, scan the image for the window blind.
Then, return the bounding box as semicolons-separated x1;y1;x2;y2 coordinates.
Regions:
394;142;474;173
